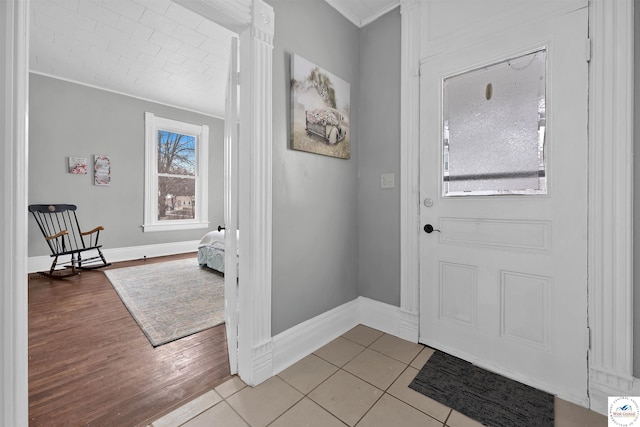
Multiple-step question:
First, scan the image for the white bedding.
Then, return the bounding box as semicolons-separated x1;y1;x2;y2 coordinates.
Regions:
198;229;239;252
198;230;226;250
197;229;239;274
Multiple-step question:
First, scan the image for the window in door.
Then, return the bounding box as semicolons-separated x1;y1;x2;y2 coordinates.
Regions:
442;49;547;196
143;112;209;232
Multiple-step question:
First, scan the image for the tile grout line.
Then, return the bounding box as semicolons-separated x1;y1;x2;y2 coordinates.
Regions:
274;332;446;427
157;326;605;426
172;329;443;426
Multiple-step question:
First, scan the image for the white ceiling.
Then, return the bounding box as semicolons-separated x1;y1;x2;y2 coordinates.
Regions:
29;0;399;118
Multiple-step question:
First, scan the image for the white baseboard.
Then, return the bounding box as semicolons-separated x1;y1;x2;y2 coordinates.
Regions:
589;386;610;416
249;340;274;387
28;240;200;273
272;299;360;375
358;296;405;337
271;297;410;377
588;367;637;415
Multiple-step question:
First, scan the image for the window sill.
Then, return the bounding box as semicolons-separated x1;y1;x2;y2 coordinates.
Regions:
142;221;209;233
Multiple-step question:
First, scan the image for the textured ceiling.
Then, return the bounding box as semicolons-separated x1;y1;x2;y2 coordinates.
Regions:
30;0;235;117
29;0;399;118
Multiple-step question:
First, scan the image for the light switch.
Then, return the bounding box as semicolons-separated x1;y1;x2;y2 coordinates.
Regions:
381;173;395;189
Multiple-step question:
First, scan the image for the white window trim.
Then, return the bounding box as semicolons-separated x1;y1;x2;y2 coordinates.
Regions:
143;112;209;232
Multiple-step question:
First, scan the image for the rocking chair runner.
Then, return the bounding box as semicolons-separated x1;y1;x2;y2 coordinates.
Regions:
29;204;111;277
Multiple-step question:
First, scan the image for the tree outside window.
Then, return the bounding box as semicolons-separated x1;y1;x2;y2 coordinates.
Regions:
157;130;196;220
144;113;209;232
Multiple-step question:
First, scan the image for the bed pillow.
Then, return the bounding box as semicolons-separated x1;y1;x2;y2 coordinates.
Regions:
199;230;225;247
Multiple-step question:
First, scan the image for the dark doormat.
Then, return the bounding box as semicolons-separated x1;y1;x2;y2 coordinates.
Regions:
409;350;554;426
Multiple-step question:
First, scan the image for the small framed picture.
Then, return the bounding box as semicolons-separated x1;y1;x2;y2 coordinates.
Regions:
68;156;88;174
94;155;111;186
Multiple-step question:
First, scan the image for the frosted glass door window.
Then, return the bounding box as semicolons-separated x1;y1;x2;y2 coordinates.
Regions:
443;49;547;196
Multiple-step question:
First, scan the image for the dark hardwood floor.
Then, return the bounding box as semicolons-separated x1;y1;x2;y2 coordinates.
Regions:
28;253;231;427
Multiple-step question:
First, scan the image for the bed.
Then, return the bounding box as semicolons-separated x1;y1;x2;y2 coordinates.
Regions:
197;229;238;274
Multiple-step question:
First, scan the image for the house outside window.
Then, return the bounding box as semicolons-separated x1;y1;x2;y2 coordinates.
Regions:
143;112;209;232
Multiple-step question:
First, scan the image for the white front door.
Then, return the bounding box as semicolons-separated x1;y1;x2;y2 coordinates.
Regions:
419;8;589;404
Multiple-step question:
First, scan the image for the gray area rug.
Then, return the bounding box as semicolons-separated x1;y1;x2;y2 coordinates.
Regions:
105;258;224;347
409;350;554;426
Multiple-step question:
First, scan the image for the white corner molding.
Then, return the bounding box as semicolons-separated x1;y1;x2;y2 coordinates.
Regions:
358;297;405;336
322;0;362;27
399;0;421;343
324;0;400;28
237;0;274;387
1;0;29;426
361;2;401;28
588;0;635;415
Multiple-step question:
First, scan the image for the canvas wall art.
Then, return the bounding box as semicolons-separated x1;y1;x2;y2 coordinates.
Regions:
68;156;88;174
290;54;351;159
94;155;111;186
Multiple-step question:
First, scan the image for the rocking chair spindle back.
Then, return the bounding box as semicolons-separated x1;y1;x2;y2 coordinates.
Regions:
29;204;111;277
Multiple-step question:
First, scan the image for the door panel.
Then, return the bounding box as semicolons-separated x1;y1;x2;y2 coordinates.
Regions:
224;36;239;375
419;8;588;402
500;270;551;350
439;218;551;252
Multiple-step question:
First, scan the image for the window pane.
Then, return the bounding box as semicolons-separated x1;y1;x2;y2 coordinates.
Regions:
443;49;546;196
157;130;196;176
157;176;196;221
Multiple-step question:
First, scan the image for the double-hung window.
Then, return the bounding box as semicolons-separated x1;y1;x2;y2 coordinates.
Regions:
143;112;209;232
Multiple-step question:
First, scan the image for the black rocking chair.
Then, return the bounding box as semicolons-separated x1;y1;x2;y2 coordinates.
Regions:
29;204;111;277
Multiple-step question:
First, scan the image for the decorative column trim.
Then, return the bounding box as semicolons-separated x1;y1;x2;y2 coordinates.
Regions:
1;0;29;425
237;0;274;387
399;0;421;343
588;0;635;414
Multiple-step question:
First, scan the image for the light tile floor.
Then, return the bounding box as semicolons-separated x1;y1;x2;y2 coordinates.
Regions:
150;325;607;427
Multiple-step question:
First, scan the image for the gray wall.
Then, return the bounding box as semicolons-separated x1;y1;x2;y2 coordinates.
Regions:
357;8;401;306
269;0;362;335
28;73;224;257
269;1;402;335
